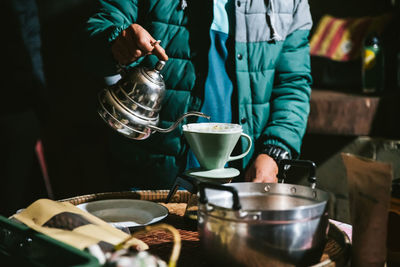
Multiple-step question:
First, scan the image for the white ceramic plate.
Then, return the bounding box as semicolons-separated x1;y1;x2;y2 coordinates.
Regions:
77;199;169;228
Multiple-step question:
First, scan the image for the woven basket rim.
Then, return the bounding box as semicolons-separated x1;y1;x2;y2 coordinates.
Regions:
59;190;192;205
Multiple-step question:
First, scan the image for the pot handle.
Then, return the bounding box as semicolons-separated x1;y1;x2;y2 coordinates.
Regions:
277;159;317;189
198;182;241;211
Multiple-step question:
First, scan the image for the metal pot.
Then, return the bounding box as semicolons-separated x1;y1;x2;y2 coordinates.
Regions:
197;159;330;267
98;60;209;140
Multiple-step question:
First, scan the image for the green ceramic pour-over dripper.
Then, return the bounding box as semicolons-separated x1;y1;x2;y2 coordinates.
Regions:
182;123;252;170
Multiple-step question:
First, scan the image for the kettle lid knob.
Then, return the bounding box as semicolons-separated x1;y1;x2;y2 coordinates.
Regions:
155;60;166;72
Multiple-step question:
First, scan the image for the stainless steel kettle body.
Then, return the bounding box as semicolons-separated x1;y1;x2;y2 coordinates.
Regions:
98;60;209;140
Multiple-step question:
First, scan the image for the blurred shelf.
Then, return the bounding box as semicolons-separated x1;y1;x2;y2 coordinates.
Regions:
307;89;400;138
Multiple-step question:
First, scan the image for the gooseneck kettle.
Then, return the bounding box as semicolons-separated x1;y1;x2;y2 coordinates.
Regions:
98;60;209;140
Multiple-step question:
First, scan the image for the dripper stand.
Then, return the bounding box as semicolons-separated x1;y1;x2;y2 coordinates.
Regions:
165;168;240;203
165;168;240;221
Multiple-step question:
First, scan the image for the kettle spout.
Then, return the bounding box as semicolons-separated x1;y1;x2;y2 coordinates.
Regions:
148;111;210;133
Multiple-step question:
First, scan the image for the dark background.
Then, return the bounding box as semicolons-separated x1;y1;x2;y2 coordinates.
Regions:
22;0;399;204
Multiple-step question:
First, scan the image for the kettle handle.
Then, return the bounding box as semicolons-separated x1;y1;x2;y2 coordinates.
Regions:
147;111;210;133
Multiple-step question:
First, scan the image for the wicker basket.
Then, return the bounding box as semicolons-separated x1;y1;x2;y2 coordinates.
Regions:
61;190;351;267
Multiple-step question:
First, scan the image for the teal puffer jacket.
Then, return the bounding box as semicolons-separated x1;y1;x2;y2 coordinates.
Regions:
86;0;313;189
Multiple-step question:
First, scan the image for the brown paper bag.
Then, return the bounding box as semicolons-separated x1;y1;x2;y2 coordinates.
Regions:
341;153;392;267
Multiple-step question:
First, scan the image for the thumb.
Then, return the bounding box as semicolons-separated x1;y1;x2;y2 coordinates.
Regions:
152;43;169;61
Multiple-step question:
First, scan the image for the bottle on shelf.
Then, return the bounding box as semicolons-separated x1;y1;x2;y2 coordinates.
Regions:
362;32;385;94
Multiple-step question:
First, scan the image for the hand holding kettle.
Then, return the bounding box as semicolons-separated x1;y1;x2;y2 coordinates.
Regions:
99;24;209;140
111;24;168;64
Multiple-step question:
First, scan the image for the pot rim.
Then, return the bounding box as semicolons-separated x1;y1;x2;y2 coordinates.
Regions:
198;182;330;221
